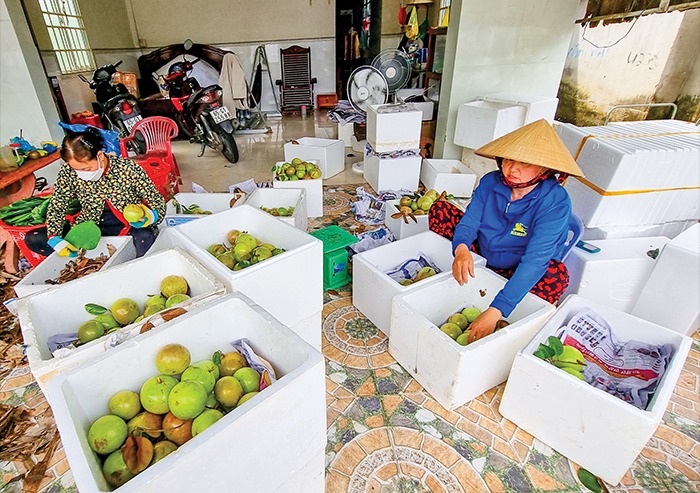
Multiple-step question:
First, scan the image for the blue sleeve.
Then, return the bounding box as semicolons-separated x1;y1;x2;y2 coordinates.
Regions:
451;174;492;254
490;196;571;317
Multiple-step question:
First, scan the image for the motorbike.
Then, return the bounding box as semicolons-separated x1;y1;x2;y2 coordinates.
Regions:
159;56;239;164
80;61;145;153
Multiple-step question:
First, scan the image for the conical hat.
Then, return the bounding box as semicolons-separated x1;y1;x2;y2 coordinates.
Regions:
475;119;584;177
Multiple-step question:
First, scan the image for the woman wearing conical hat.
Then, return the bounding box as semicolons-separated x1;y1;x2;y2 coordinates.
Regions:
429;119;584;343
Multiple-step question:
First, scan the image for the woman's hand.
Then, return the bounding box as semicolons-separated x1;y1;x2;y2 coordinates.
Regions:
452;243;475;285
467;307;502;343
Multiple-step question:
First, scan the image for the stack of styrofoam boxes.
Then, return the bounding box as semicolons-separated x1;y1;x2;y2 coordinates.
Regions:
17;248;226;398
390;268;555;409
352;231;485;336
556;120;700;231
273;161;323;218
13;236;136;298
384;199;429;240
563;236;670;312
632;223;700;335
245;187;308;231
46;293;326;493
284;137;345;179
364;103;423;193
420;159;477;198
164;192;246;227
337;122;354;148
500;295;693;485
154;205;323;349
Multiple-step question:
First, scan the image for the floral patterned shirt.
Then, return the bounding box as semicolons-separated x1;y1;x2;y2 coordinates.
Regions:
46;155;166;237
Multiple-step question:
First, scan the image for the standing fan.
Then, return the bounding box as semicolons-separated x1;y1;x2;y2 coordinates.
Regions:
347;66;389;114
371;49;412;95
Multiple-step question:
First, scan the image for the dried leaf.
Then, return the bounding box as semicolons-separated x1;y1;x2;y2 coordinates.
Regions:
121;434;154;474
23;432;60;493
160;307;187;321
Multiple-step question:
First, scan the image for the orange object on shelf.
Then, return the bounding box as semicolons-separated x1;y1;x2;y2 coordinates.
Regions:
113;72;139;99
317;93;338;109
70;112;103;129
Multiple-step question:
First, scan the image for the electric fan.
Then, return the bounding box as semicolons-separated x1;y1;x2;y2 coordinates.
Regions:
347;66;389;114
371;49;412;95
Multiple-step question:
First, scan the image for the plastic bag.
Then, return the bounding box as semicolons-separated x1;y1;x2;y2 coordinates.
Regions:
58;122;121;156
406;7;419;40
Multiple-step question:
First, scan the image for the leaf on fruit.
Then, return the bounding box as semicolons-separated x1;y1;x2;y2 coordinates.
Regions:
122;435;154;474
84;303;108;315
212;350;223;366
577;468;602;493
533;349;548;360
537;343;556;359
547;336;563;356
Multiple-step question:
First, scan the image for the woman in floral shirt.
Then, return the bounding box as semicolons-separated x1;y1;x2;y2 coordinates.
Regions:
28;127;166;257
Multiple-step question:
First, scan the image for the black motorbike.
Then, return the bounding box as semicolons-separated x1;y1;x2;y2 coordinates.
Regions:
161;56;239;163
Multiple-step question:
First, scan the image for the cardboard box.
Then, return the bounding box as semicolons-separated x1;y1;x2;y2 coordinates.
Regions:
284;137;345;179
14;236;136;298
389;268;555;410
244;187;308;232
420;159;477;198
364;153;421;193
164;193;245;227
454;100;526;149
499;295;693;485
273;165;323;218
352;231;485;335
17;248;226;396
366;104;422;152
46;293;325;493
384;199;429;240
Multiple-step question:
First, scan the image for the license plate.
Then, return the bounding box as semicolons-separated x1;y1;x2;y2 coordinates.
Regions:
211;106;232;124
124;115;142;133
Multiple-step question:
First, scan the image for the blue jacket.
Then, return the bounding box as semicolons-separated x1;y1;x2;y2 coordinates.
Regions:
452;171;571;317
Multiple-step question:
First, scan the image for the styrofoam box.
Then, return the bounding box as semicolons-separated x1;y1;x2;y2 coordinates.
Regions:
396;89;434;121
164;192;245;227
499;294;693;485
338;122;354;147
632;224;700;336
390;268;555;410
564;236;670;313
160;205;323;345
454;100;526;149
14;236;136;298
364;153;421;193
352;231;485;336
481;93;558;123
17;248;226;396
284;137;345;179
244;187;308;232
420;159;477;198
45;293;325;493
384;199;429;240
273;165;323;218
366;104;422;153
290;310;322;351
582;220;696;241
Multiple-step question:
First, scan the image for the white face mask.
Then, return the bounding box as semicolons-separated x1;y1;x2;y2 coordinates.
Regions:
74;154;105;181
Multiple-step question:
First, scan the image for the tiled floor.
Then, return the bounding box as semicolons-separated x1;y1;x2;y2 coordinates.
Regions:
0;112;698;492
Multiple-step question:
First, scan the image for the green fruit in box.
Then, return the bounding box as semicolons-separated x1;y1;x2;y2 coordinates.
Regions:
156;344;191;375
425;189;439;201
144;303;165;317
152;441;178;464
236;233;257;250
289;175;299;181
192;409;224;437
277;207;289;217
439;322;462;340
161;275;189;298
227;229;242;245
205;392;218;409
168;380;208;420
144;295;167;308
95;311;120;330
448;313;469;330
216;252;236;270
102;450;135;488
296;170;305;179
253;246;273;261
399;196;413;207
193;359;220;380
237;391;259;407
233;367;261;394
561;366;585;380
285;166;296;176
272;248;285;256
108;390;141;420
233;243;252;262
165;293;190;308
399;279;413;286
309;168;321;179
416;196;434;212
233;259;251;270
558;345;585;365
88;414;128;455
162;412;192;445
456;332;470;346
127;411;162;440
110;298;140;326
291;157;302;165
461;307;482;323
219;351;248;377
413;266;436;282
78;319;104;344
181;364;216;394
410;201;418;211
260;243;275;252
140;375;178;414
214;375;244;407
207;243;227;256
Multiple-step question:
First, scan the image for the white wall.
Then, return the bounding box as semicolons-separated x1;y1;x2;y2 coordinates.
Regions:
435;0;585;159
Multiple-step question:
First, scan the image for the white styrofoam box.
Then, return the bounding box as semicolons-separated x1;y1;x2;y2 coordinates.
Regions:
499;295;693;485
364;153;421;193
46;293;325;493
632;224;700;336
454;100;527;149
384;199;429;240
290;310;322;350
283;137;345;178
162;205;323;340
273;165;323;218
366;103;422;153
244;187;308;232
390;268;555;409
564;236;670;313
396;89;434;121
338;122;354;147
164;192;245;227
420;159;477;198
582;220;697;241
17;248;226;396
481;93;558;123
14;236;136;298
352;231;485;335
460;148;499;185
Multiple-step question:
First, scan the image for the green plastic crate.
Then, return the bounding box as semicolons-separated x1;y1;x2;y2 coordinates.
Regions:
310;226;359;290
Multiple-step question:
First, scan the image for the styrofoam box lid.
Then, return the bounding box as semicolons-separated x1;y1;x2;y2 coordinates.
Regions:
18;247;226;364
357;231;455;277
165;192;245;215
14;236;135;298
460;100;526;115
45;293;324;493
245;187;305;209
286;137;341;149
481;92;558;106
424;159;474;176
367;103;422;116
668;222;699;253
395;267;554;347
519;294;693;419
570;236;670;262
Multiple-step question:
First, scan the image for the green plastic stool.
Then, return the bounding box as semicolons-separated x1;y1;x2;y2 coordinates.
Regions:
310;225;359;291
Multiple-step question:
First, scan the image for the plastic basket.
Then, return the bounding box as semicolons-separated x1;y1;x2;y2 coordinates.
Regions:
139;157;178;199
0;220;47;267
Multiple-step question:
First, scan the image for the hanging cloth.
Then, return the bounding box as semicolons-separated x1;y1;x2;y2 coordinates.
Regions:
219;52;249;111
398;2;408;25
360;0;371;51
344;29;361;61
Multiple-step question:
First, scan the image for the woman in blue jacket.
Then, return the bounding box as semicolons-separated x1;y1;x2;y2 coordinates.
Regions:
431;119;584;343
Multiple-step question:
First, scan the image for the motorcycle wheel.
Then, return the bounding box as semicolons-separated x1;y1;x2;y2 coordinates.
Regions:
210;129;239;164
